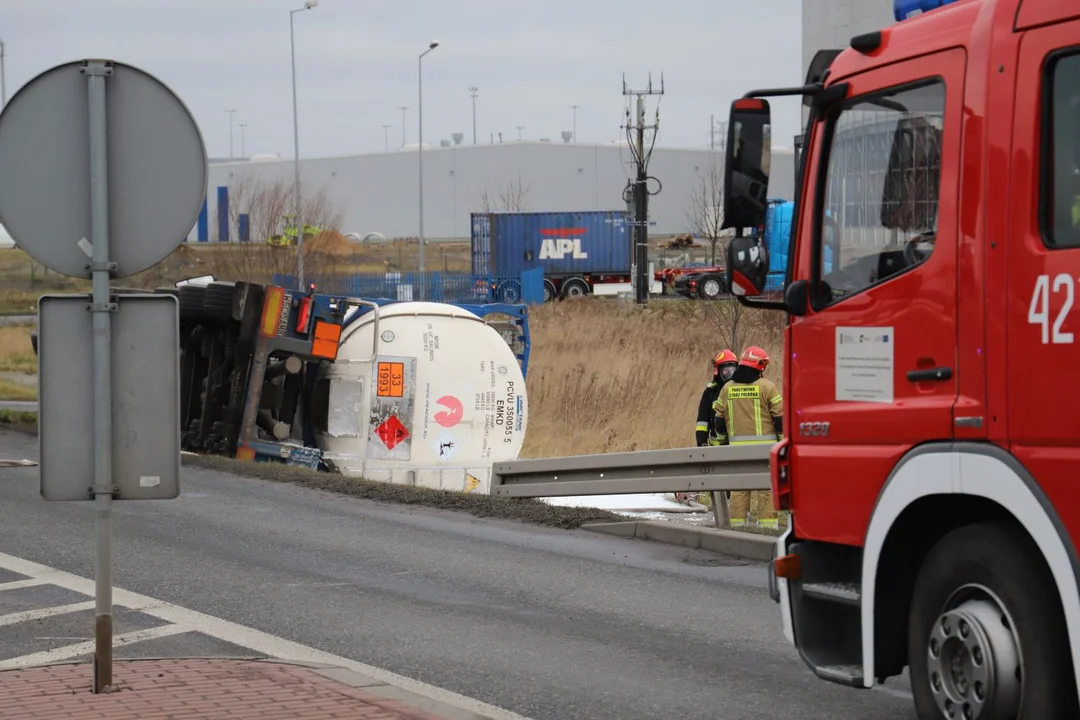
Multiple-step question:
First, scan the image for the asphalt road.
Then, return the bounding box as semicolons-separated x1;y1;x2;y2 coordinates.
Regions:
0;430;915;720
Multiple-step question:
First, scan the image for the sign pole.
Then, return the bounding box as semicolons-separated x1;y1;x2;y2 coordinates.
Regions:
0;56;206;692
85;60;115;694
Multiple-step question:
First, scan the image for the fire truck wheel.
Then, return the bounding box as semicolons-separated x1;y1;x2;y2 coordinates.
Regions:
907;521;1078;720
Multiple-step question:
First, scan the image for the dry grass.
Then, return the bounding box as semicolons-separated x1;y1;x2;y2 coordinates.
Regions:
0;326;36;374
520;298;785;458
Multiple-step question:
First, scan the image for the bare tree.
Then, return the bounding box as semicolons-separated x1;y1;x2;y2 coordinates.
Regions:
703;295;748;354
685;160;734;265
472;175;531;213
209;175;345;284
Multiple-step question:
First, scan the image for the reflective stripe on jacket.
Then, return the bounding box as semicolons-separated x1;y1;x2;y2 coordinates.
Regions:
712;377;782;445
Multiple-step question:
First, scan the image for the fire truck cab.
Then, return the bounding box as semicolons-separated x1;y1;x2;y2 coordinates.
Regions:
720;0;1080;717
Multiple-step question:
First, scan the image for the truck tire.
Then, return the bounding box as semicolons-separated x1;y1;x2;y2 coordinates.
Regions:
560;278;589;299
908;521;1078;720
543;280;558;303
203;281;237;321
178;285;206;322
697;274;724;300
495;280;521;303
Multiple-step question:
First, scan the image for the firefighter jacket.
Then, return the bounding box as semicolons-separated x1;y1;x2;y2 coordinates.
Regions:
712;374;783;445
695;377;729;446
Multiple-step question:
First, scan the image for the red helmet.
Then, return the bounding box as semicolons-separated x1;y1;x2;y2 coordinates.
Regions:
713;349;737;370
739;346;770;372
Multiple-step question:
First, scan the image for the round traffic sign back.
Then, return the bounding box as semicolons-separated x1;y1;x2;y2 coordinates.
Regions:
0;60;208;279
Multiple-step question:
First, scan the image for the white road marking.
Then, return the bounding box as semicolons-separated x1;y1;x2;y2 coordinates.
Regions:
0;624;189;670
0;551;530;720
0;601;95;627
0;578;50;592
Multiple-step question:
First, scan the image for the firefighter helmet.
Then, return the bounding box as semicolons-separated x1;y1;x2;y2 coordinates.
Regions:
739;346;770;372
714;349;738;381
713;349;738;370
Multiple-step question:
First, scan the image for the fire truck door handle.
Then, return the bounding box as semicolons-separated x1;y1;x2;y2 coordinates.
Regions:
906;366;952;382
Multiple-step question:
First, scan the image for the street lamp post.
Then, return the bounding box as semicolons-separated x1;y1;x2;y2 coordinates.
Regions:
226;109;236;159
570;105;579;142
418;40;439;301
469;86;478;144
239;123;247;158
381;124;391;152
0;40;7;110
290;0;318;289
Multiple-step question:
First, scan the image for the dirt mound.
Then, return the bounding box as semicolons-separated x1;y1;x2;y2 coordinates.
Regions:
305;230;356;256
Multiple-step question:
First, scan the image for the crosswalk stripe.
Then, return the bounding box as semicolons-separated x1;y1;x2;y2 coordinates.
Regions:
0;578;50;592
0;623;189;670
0;601;95;627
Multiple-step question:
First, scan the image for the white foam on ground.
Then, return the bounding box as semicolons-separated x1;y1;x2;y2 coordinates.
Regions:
541;493;706;514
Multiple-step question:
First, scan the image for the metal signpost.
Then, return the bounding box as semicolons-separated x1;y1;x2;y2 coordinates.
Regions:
0;59;207;693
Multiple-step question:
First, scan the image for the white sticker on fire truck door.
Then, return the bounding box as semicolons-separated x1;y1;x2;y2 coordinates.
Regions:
835;327;894;403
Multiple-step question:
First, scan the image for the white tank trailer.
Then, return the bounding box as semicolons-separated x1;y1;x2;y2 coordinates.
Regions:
314;301;528;494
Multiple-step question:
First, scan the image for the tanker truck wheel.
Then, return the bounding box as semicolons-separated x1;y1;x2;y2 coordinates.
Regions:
178;285;207;322
907;521;1078;720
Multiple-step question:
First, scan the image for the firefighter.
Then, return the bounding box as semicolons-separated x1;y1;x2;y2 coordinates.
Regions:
677;349;739;504
712;345;783;528
695;350;739;447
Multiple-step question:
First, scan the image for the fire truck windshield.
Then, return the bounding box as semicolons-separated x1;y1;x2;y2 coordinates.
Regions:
815;80;945;303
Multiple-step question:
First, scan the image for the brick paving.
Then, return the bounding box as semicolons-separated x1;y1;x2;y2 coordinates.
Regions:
0;658;452;719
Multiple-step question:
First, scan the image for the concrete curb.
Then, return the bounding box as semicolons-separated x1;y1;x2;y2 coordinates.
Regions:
582;520;778;562
269;659;494;720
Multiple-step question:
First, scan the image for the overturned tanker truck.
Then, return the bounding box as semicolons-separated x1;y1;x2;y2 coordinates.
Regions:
31;278;532;494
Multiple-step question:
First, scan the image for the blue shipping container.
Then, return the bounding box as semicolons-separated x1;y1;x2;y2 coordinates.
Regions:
471;210;632;277
765;200;792;276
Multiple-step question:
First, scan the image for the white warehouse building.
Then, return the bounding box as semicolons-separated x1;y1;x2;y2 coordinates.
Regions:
186;141;796;244
802;0;895;77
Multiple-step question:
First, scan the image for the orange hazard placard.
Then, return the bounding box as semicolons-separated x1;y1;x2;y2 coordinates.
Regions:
376;361;405;398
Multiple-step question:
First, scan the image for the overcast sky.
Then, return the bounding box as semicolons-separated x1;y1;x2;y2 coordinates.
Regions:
3;0;804;159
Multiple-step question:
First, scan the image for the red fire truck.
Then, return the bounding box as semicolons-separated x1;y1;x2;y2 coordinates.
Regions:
720;0;1080;717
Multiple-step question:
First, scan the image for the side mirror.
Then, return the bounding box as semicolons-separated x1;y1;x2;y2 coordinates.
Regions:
722;99;772;231
726;235;769;297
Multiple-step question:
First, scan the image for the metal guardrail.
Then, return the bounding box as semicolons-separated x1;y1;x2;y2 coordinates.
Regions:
490;445;773;498
0;401;38;413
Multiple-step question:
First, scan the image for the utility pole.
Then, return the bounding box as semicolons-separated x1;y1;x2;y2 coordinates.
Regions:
710;117;727;152
382;124;391;151
622;72;664;304
516;126;525;141
398;106;408;147
469;86;479;144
